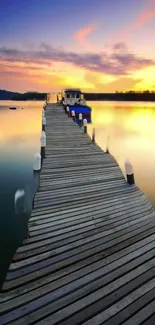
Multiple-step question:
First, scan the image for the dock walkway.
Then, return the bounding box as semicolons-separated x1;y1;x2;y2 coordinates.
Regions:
1;104;155;324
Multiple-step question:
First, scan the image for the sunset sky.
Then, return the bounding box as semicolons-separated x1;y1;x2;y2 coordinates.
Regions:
1;0;155;93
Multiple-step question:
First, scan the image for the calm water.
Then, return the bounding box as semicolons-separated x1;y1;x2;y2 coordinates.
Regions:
88;101;155;206
1;99;155;286
0;100;43;287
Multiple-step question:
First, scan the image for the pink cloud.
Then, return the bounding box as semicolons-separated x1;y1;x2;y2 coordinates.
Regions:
113;0;155;44
74;24;97;48
131;0;155;30
0;43;154;77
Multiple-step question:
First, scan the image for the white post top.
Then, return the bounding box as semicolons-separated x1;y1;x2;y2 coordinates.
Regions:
43;117;46;125
79;113;82;120
41;131;46;147
83;118;87;126
33;153;41;171
125;159;133;175
71;110;75;116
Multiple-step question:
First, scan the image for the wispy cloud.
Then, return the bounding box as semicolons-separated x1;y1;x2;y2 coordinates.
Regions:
74;24;97;48
0;43;154;77
118;0;155;42
132;0;155;30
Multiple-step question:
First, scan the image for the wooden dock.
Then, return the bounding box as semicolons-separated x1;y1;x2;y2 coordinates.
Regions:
1;103;155;325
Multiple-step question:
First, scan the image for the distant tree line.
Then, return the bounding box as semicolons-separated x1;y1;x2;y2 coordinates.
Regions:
84;90;155;102
11;92;47;101
1;89;155;102
0;90;47;100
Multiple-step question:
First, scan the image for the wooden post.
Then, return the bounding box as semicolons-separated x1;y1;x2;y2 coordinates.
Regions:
33;153;41;172
125;160;135;185
92;128;95;143
42;116;46;131
83;118;87;133
71;110;76;121
79;113;83;127
106;136;110;153
33;153;41;207
40;131;46;162
66;106;70;116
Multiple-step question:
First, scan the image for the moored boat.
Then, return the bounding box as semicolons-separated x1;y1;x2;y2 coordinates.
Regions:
61;88;91;123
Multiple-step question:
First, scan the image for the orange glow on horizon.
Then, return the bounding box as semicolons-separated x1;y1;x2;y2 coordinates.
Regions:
1;59;155;93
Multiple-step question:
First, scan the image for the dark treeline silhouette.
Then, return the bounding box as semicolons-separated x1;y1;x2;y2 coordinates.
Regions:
84;91;155;102
0;90;46;101
0;89;20;100
1;89;155;102
11;92;46;101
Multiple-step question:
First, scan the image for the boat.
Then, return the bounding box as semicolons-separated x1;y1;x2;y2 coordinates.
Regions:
9;107;17;110
61;88;91;123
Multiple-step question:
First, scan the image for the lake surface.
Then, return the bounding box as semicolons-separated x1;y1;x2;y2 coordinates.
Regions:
0;100;43;287
88;101;155;206
1;99;155;286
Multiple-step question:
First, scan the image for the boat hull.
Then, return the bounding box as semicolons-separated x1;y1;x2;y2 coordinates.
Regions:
64;104;92;123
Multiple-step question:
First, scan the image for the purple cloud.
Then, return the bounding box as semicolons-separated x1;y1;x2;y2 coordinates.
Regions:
0;43;154;76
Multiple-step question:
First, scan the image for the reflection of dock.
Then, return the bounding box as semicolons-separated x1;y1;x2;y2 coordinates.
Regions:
1;104;155;324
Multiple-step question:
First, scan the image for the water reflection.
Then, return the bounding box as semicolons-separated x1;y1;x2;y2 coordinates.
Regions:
0;100;43;287
88;101;155;205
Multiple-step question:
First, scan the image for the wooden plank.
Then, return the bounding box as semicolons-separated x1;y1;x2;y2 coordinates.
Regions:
4;217;155;284
28;204;151;235
15;215;154;260
13;271;155;325
102;288;155;325
11;208;153;267
1;239;155;319
1;226;154;302
28;199;150;228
